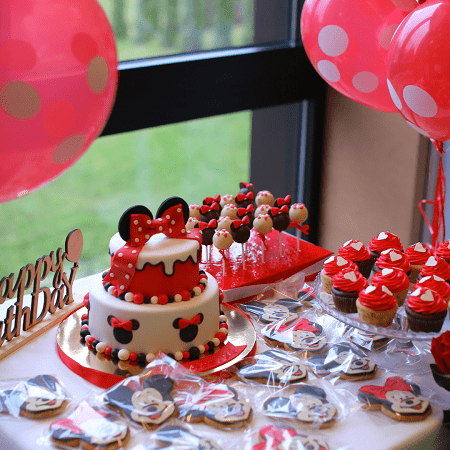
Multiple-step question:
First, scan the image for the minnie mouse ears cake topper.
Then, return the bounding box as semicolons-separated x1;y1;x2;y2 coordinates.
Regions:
118;197;190;244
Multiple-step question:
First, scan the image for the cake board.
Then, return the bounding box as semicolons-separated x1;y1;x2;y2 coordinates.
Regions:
56;303;256;388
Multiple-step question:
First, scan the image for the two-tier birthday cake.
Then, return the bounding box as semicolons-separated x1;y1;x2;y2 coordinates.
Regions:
80;197;227;364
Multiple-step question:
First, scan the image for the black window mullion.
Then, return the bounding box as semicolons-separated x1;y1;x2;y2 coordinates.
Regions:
100;44;323;136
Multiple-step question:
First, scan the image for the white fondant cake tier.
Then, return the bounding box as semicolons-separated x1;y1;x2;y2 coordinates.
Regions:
87;272;221;356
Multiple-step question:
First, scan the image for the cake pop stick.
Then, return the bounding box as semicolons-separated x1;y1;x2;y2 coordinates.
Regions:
213;229;233;277
270;204;290;258
289;203;309;251
253;214;273;263
230;216;251;269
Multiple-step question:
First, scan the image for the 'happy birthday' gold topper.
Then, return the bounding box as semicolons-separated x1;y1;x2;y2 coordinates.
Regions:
0;230;83;347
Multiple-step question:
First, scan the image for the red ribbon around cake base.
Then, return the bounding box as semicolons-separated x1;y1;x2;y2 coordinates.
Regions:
419;139;446;252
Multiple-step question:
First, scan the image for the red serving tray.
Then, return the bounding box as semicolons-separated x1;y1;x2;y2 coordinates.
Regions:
200;229;333;302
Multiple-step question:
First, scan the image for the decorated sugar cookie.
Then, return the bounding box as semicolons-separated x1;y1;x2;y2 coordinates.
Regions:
50;402;129;450
156;424;222;450
103;374;176;428
252;425;329;450
179;384;252;429
263;385;338;428
307;342;377;380
0;375;69;419
238;349;308;385
358;376;432;421
263;318;328;354
241;299;302;325
349;328;391;349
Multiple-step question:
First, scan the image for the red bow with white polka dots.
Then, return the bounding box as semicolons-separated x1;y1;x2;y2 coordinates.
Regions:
129;204;186;247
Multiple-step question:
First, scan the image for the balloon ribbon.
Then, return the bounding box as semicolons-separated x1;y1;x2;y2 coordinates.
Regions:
419;139;446;251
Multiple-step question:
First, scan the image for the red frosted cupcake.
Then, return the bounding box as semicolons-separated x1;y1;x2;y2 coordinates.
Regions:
371;268;410;307
356;284;398;328
320;255;358;294
420;256;450;283
339;240;374;278
331;267;368;313
436;240;450;265
414;275;450;303
405;286;448;333
368;232;403;262
371;248;412;281
405;242;432;283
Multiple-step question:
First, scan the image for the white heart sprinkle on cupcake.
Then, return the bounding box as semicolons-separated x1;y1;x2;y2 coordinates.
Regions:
426;256;438;267
344;271;357;282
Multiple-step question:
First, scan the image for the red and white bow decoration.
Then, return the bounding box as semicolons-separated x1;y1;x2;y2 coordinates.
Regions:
200;203;219;215
197;219;217;230
237;204;254;216
129;205;186;247
232;215;249;228
271;205;289;215
236;192;254;202
203;195;221;205
289;222;309;235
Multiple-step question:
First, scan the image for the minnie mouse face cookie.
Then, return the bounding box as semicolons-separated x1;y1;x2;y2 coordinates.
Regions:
358;376;432;421
238;350;308;385
252;425;330;450
0;375;69;419
50;402;129;450
263;318;328;354
241;299;302;325
103;374;177;428
156;424;222;450
308;342;377;380
180;384;252;429
263;385;337;428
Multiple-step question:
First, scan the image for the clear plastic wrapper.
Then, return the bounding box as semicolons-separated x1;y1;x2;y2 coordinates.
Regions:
253;378;361;429
243;422;355;450
176;380;253;430
306;341;379;383
346;371;450;424
44;400;130;449
0;374;70;420
97;353;200;430
236;348;310;388
129;419;230;450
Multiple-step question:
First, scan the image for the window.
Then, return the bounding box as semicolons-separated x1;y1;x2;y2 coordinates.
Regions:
0;0;325;280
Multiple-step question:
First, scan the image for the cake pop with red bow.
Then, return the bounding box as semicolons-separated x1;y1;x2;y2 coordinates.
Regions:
230;216;251;269
289;203;309;251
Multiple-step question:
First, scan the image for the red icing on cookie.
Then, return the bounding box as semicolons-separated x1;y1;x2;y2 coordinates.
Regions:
406;286;447;314
369;232;403;254
332;267;368;293
420;256;450;281
405;243;431;265
375;248;411;273
338;239;371;263
371;268;410;293
415;275;450;300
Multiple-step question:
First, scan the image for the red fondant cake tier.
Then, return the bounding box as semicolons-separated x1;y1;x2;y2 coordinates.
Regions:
107;230;202;299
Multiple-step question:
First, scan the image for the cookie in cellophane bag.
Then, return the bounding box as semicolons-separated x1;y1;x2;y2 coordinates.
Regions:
176;381;253;430
48;400;130;450
307;341;378;382
129;420;230;450
236;349;308;387
258;378;359;429
0;374;70;420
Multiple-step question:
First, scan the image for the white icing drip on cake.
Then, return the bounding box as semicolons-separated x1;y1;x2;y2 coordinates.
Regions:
109;232;199;275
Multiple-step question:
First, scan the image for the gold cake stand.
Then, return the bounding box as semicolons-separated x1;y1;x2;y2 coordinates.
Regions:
56;303;256;388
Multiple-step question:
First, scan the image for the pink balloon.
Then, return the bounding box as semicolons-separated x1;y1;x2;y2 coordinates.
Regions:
0;0;118;203
386;0;450;141
300;0;408;113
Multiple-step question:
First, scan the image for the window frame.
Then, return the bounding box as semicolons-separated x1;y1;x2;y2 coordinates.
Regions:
100;0;326;244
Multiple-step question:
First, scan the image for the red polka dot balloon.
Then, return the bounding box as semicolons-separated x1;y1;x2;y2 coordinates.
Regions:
300;0;414;113
0;0;118;203
386;0;450;141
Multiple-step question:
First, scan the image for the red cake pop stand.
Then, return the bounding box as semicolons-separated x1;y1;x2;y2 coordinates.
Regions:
56;303;256;389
